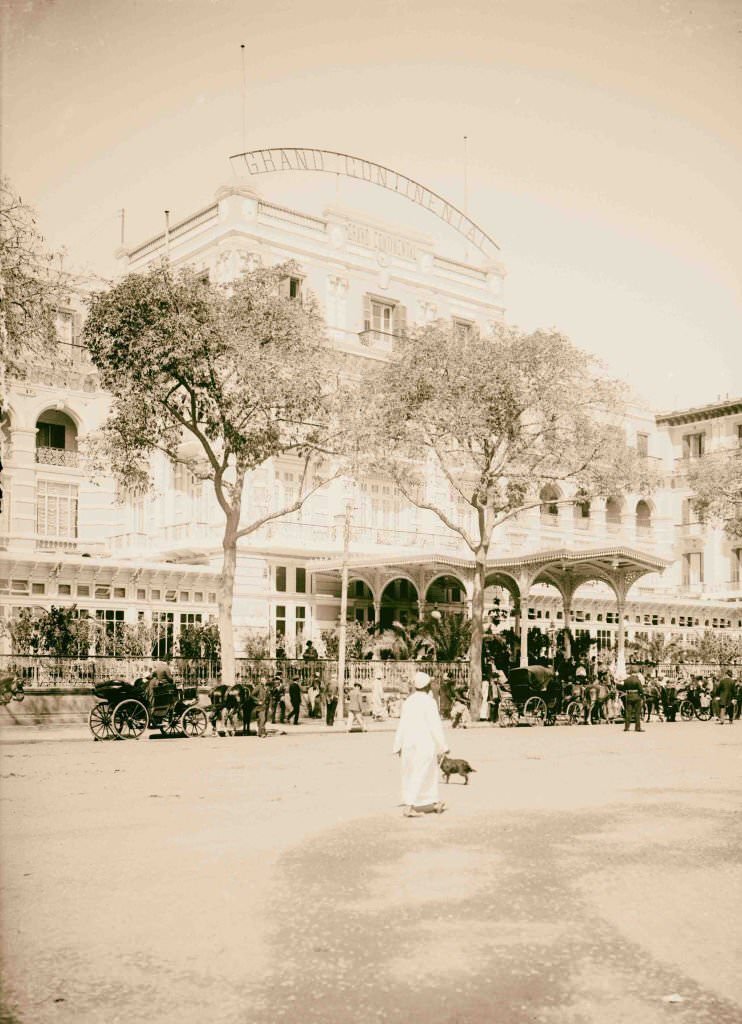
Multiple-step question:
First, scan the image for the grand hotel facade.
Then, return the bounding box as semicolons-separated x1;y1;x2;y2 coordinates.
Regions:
1;170;741;669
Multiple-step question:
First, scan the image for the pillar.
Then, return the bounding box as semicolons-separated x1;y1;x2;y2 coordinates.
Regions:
614;597;627;680
519;605;529;667
562;600;572;659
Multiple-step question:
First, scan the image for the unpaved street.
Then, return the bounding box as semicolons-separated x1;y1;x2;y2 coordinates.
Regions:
1;721;741;1024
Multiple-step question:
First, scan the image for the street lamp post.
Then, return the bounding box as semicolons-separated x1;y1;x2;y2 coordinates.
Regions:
335;501;353;726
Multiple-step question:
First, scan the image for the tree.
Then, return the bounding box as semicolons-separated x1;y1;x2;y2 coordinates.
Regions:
84;260;342;686
627;632;684;667
0;178;70;396
693;630;742;669
362;322;645;713
687;451;742;539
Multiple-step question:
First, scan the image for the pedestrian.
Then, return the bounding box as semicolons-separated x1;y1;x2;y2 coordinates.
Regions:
325;679;339;726
663;677;678;722
713;671;736;724
288;673;302;725
306;678;319;718
347;682;366;732
271;674;286;724
254;674;270;738
370;669;386;720
302;640;319;662
621;671;645;732
392;671;449;817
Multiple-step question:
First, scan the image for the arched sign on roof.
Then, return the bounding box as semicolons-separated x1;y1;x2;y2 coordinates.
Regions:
229;148;500;261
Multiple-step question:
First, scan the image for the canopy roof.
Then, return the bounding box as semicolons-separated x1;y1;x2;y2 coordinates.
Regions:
309;546;670;598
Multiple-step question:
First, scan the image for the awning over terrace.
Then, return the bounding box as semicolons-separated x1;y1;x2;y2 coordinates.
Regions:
308;546;671;676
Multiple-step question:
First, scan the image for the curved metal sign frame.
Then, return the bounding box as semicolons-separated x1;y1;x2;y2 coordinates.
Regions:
229;148;500;260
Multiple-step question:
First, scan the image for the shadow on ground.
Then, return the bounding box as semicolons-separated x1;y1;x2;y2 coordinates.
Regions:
250;799;741;1024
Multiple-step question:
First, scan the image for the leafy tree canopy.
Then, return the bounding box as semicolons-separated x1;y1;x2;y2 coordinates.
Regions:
688;451;742;540
1;178;70;389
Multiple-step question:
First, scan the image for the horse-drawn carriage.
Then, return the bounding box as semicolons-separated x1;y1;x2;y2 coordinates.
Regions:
206;682;256;736
88;678;208;740
498;665;564;727
0;671;25;706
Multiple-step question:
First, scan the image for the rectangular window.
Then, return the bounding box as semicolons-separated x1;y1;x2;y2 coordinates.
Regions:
453;318;474;341
36;422;66;449
276;566;287;592
31;582;45;595
682;432;705;459
152;611;174;658
682;551;704;586
280;275;303;300
113;587;126;599
180;613;202;627
275;604;286;638
295;605;306;644
732;549;742;584
36;480;78;539
95;585;111;600
136;588;146;601
151;589;161;601
208;592;216;603
77;584;90;597
636;433;649;457
180;591;190;603
194;591;203;603
296;567;306;594
165;590;177;603
58;584;71;596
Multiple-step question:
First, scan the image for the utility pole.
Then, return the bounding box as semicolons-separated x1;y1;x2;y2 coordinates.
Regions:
335;501;353;725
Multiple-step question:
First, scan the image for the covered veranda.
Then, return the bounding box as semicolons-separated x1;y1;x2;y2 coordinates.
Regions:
308;546;671;677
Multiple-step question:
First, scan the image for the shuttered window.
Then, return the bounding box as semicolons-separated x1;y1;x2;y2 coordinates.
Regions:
36;481;78;538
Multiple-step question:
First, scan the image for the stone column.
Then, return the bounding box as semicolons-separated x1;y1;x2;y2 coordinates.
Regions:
519;608;529;667
614;597;627;680
562;599;573;659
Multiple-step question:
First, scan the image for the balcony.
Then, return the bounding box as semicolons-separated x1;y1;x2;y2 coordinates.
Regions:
26;343;98;390
358;329;398;353
36;447;80;468
35;537;78;553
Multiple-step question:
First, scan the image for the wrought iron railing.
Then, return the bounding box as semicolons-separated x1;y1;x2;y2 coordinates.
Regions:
0;656;470;693
35;447;80;467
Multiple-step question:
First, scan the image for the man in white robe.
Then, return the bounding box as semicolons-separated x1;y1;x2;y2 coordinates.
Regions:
393;671;449;817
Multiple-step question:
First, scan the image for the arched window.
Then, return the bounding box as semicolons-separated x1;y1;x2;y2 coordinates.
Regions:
540;485;560;522
606;497;622;532
35;410;78;467
573;492;591;530
635;500;652;537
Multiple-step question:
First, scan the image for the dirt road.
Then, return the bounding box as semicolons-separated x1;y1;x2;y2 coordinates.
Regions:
1;721;740;1023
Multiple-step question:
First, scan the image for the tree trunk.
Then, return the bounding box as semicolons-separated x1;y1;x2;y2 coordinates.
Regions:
219;513;239;687
468;550;487;716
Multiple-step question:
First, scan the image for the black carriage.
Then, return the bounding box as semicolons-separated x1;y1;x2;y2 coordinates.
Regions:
88;678;208;740
498;665;563;727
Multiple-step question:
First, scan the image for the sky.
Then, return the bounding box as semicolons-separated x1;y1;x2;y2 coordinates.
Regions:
2;0;741;412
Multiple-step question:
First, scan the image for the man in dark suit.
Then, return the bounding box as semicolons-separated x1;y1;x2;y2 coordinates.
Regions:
620;671;645;732
288;673;302;725
713;672;736;724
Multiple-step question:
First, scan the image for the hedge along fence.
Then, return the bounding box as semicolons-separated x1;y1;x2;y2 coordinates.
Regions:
0;656;471;694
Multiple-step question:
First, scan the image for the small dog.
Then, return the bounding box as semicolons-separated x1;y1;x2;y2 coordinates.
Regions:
439;754;476;785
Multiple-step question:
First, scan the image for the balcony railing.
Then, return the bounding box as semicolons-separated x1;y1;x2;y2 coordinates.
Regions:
358;329;398;352
35;537;78;552
36;447;80;468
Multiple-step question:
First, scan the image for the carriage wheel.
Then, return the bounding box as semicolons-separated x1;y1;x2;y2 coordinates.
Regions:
696;706;712;722
679;700;694;722
565;701;582;726
498;701;518;728
89;702;115;741
160;712;183;738
523;696;547;726
112;699;149;739
181;707;208;737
